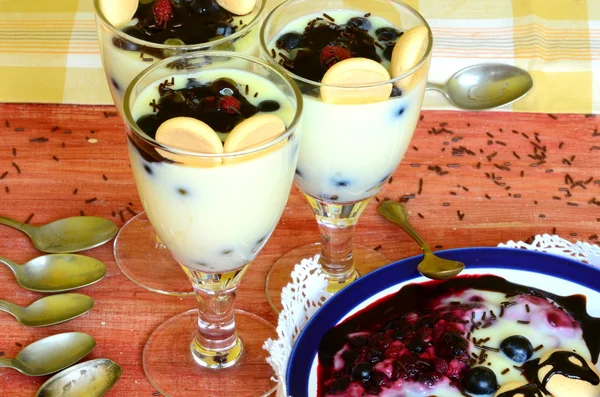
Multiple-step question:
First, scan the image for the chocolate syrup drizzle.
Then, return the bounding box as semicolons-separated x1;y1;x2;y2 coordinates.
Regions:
497;383;545;397
539;350;600;389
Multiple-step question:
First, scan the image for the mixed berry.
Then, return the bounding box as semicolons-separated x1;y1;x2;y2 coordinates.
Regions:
136;77;280;138
318;275;599;396
113;0;245;57
273;14;403;84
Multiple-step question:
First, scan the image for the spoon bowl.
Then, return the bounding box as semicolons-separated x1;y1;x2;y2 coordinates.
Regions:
0;254;106;292
36;358;122;397
0;293;94;327
0;332;96;376
426;63;533;110
378;199;465;280
0;215;118;254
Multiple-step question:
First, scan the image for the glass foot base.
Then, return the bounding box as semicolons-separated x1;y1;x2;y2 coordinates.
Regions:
143;309;278;397
265;242;389;313
114;212;193;296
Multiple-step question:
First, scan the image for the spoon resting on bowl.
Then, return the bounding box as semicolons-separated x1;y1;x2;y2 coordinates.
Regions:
378;199;464;280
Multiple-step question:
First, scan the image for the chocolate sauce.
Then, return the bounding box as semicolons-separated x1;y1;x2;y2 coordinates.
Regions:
539;351;600;389
497;383;545;397
317;275;599;396
114;0;243;58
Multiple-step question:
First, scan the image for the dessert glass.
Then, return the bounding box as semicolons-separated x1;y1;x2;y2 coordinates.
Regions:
123;51;302;396
94;0;265;295
260;0;432;312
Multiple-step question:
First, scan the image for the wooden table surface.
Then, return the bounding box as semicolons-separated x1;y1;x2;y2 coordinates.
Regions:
0;104;598;396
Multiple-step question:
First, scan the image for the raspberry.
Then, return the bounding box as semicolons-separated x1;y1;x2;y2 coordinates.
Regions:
153;0;173;28
219;96;241;115
319;45;352;67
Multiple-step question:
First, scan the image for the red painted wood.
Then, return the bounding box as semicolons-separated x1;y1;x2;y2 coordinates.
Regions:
0;104;598;396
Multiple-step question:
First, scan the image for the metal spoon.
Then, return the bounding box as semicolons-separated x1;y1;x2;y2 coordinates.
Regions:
378;200;465;280
36;358;122;397
426;63;533;110
0;293;94;327
0;254;106;292
0;332;96;376
0;215;118;254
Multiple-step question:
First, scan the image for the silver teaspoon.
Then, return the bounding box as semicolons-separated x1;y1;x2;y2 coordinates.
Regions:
0;332;95;376
36;358;122;397
378;200;465;280
0;254;106;292
0;293;94;327
426;63;533;110
0;215;118;254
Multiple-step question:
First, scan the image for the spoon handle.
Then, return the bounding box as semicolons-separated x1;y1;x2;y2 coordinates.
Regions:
0;299;19;318
0;357;16;369
0;256;19;276
0;216;34;237
377;201;433;255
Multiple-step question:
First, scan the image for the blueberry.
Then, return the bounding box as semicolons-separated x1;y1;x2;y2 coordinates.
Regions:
437;331;468;360
383;44;395;61
351;362;373;381
258;100;280;112
370;371;388;386
408;341;425;354
462;366;498;395
215;22;233;37
332;175;351;187
365;349;383;364
136;114;162;138
376;27;401;42
341;349;358;363
349;336;368;348
110;77;121;92
397;106;406;117
347;17;372;31
112;26;146;51
143;164;153;176
391;86;403;97
276;32;303;51
500;335;534;363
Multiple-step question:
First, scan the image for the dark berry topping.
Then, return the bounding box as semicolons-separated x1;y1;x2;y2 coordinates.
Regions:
390;86;402;97
274;15;382;83
437;332;468;360
347;17;372;31
376;27;401;42
500;335;534;363
462;366;498;395
328;377;350;393
114;0;243;54
110;77;121;92
135;77;260;138
257;100;281;112
276;32;303;51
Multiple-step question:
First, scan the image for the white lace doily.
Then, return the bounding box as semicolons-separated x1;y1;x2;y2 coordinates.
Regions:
263;235;600;397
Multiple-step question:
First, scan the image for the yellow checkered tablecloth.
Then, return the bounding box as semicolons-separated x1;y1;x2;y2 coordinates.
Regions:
1;0;599;113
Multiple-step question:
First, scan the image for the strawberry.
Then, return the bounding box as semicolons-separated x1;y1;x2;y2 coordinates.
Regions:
153;0;173;29
319;45;352;67
219;96;241;115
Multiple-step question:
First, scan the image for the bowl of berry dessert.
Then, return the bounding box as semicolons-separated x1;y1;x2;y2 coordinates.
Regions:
287;247;600;397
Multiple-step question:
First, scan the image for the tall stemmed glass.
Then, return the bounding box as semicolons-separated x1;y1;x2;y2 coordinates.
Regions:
123;51;302;396
94;0;265;295
260;0;432;311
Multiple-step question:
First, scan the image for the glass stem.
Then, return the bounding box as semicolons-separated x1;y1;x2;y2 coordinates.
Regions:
304;194;372;292
182;265;249;369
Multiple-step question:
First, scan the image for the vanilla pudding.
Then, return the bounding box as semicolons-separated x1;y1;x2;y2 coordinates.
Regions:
96;0;263;113
266;10;430;203
127;67;299;273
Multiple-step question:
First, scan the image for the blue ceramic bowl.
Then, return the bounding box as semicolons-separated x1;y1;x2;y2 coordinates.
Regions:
287;247;600;396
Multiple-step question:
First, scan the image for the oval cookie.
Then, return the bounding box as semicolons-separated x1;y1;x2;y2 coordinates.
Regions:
216;0;256;15
155;117;223;166
390;25;429;89
223;114;286;163
99;0;138;28
320;57;392;105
